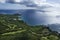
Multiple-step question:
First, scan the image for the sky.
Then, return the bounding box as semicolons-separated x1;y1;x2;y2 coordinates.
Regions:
0;3;35;10
0;0;60;4
0;0;5;3
0;0;60;7
0;0;21;3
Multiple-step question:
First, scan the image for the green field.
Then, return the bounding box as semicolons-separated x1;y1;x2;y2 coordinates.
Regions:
0;14;60;40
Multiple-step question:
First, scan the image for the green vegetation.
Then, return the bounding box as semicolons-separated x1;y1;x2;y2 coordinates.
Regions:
0;14;60;40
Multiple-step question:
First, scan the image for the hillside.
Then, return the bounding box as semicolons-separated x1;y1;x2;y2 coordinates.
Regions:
0;14;60;40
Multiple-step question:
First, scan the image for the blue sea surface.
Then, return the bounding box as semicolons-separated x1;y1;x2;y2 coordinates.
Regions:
0;10;19;14
22;9;48;26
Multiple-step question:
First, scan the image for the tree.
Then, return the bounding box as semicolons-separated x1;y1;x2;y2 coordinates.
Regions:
48;35;59;40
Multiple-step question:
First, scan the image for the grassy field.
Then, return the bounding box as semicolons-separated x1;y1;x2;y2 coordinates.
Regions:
0;14;60;40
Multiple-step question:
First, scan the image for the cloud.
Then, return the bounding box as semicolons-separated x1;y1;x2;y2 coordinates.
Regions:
0;3;36;10
35;0;60;24
38;3;60;24
15;0;21;2
0;0;6;3
0;0;22;3
47;0;60;4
